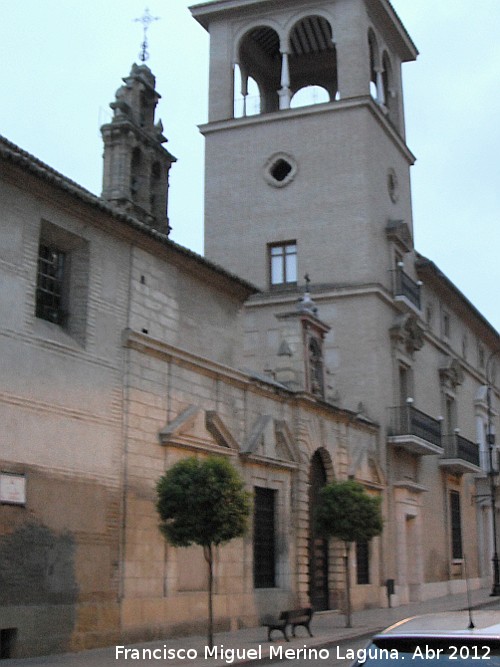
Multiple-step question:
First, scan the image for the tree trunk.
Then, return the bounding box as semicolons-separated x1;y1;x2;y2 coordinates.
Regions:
204;544;214;649
344;543;352;628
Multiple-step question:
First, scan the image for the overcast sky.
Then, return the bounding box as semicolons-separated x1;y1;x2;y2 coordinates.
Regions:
0;1;499;332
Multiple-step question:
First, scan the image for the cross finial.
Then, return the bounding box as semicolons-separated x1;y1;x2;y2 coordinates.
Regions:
134;7;160;63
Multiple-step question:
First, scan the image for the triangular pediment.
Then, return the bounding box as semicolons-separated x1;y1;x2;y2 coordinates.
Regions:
242;415;299;466
349;449;385;490
159;405;238;454
386;219;413;253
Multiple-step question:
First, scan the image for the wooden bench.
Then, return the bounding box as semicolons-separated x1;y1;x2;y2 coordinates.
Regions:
262;607;314;642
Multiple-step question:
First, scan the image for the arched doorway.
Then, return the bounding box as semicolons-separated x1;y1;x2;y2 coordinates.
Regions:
308;450;329;610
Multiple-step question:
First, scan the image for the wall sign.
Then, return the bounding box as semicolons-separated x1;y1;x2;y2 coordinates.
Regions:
0;472;27;505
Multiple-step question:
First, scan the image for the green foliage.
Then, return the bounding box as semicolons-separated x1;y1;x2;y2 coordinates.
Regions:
315;479;383;544
156;456;251;549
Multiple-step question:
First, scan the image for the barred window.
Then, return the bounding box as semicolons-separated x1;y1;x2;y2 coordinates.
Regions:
34;221;89;346
253;487;276;588
450;490;463;560
36;244;67;325
356;540;370;585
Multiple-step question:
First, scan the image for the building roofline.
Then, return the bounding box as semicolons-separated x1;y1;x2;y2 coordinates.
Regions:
416;253;499;343
190;0;417;61
0;134;258;301
371;0;418;61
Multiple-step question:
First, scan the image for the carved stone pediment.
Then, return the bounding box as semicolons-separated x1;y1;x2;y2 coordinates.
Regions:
439;356;464;389
390;313;425;355
159;405;239;454
242;415;299;465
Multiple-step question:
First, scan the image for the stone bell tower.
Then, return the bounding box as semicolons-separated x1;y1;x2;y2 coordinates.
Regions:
191;0;418;293
101;63;176;235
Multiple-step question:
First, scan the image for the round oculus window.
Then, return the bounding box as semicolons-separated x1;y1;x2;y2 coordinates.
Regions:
264;153;298;188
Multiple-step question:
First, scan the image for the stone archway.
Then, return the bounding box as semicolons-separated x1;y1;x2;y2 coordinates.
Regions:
308;450;329;610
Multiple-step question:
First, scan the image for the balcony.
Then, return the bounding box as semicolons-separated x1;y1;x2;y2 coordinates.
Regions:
439;432;482;474
387;404;443;456
394;267;421;312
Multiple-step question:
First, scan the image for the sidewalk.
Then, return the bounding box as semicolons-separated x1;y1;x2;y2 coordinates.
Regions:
9;587;499;667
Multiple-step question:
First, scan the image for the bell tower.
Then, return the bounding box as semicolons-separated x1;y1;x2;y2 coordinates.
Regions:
191;0;418;292
101;63;176;235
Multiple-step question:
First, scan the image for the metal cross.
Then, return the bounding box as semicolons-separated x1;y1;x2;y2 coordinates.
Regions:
134;7;160;63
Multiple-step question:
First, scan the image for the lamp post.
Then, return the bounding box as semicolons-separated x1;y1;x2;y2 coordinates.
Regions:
486;350;500;596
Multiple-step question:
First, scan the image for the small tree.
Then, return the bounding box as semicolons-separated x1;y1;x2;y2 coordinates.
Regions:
156;456;251;648
314;479;382;628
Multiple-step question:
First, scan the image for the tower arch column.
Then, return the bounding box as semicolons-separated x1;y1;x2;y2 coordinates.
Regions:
278;49;291;110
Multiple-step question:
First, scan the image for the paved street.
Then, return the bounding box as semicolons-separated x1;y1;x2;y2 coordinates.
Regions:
7;587;499;667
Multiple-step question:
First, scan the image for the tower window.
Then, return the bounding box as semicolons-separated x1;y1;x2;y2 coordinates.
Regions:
269;242;297;287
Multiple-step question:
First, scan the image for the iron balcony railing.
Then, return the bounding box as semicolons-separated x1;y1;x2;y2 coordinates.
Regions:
388;404;443;448
442;433;480;468
394;268;421;310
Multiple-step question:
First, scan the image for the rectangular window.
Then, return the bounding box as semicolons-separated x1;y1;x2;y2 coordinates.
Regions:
269;242;297;287
450;490;463;560
445;395;456;435
253;487;276;588
399;364;413;406
478;344;485;369
356;540;370;584
443;312;451;338
35;221;89;345
36;244;67;325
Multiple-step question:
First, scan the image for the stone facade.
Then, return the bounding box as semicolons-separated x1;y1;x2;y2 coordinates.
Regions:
193;0;500;608
1;0;499;659
0;125;378;655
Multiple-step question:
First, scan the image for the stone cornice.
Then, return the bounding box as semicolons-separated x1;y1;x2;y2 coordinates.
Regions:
191;0;418;61
123;329;379;432
246;282;395;309
416;254;499;344
199;97;416;165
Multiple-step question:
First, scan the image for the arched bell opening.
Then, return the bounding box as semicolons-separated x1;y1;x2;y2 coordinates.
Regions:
235;26;282;116
130;147;144;206
368;29;381;102
382;51;394;120
233;64;261;117
288;16;338;105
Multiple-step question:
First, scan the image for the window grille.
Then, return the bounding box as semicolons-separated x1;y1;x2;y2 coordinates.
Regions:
253;487;276;588
450;490;463;559
356;541;370;584
35;244;66;325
